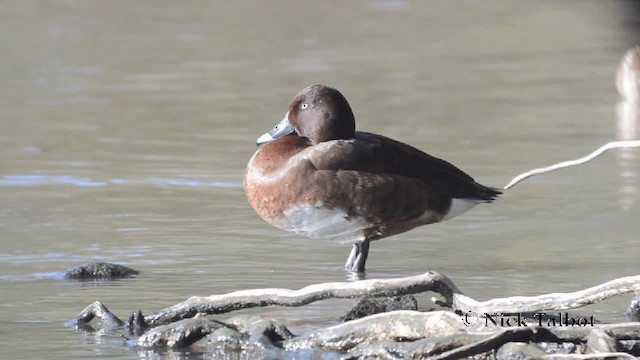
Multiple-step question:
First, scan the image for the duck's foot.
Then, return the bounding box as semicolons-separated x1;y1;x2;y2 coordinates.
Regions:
344;241;369;273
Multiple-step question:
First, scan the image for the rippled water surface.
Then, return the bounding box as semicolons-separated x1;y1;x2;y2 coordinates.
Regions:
1;1;639;358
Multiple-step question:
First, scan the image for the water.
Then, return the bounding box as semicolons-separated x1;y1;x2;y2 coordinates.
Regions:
1;1;639;358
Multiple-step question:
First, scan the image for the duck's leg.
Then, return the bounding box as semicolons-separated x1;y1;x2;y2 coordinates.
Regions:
344;240;370;272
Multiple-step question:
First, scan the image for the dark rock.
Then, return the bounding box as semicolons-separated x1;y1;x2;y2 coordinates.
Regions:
339;295;418;322
64;262;138;280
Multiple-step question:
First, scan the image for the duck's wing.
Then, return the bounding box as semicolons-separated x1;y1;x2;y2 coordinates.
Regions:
306;132;501;202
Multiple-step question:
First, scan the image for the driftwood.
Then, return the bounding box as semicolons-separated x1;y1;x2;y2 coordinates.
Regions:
70;272;640;358
131;311;640;358
71;271;640;330
134;271;459;328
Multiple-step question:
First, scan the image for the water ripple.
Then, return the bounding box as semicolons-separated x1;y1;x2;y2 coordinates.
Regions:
0;175;242;188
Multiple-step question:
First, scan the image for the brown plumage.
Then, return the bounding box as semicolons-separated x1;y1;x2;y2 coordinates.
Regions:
245;84;500;272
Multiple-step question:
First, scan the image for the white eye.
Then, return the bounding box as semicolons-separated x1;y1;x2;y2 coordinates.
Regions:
300;103;309;109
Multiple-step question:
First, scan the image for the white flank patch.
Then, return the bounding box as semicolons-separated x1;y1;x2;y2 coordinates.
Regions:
282;205;368;244
442;199;481;221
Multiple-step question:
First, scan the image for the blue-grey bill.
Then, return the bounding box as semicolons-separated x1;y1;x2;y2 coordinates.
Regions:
256;112;295;145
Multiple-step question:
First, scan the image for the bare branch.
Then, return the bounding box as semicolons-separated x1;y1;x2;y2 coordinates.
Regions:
71;272;640;332
504;140;640;189
141;271;461;326
448;274;640;314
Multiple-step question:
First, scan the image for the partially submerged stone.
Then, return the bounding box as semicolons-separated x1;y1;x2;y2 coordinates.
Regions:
64;262;138;280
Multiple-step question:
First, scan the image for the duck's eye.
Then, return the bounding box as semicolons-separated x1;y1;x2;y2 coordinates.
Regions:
300;103;309;109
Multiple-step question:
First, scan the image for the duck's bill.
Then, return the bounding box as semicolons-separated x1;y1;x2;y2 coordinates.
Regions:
256;112;295;145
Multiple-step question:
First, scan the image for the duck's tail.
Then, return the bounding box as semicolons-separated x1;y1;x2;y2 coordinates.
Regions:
475;186;502;202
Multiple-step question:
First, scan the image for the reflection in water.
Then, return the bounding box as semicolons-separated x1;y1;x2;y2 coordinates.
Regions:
616;101;639;141
616;47;640;102
615;47;640;210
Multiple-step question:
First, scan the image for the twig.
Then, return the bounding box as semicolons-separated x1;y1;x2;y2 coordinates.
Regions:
504;140;640;189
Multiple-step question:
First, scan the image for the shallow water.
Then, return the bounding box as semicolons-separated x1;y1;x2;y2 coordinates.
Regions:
1;1;639;358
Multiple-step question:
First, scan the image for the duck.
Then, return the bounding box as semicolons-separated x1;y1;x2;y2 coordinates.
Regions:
244;84;501;272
